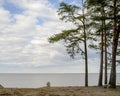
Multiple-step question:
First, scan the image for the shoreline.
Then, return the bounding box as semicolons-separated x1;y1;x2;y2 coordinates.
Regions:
0;86;120;96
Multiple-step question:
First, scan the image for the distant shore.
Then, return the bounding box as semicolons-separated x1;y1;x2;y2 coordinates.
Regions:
0;86;120;96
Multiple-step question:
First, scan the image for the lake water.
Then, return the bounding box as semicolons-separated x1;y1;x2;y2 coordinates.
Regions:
0;73;119;88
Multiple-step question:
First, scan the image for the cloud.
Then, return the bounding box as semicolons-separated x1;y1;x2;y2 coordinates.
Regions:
0;0;73;67
6;0;57;20
0;7;11;30
0;0;114;73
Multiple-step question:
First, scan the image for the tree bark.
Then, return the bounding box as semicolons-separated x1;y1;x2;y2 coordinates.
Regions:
82;0;88;87
98;3;104;86
83;22;88;87
102;2;108;85
109;0;118;88
98;27;104;86
104;28;108;85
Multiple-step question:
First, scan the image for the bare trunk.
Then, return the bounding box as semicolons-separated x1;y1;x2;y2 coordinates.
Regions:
84;23;88;87
102;2;108;85
109;0;118;88
104;31;108;85
98;3;104;86
82;0;88;87
98;29;104;86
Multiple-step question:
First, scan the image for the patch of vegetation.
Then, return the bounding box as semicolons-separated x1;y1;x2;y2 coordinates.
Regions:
46;81;51;87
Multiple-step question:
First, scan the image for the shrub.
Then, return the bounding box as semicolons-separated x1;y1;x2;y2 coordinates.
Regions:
46;82;51;87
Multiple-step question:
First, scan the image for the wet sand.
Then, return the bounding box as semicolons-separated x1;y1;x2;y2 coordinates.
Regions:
0;86;120;96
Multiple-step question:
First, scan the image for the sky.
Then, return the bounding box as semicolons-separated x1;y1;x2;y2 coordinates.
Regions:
0;0;119;73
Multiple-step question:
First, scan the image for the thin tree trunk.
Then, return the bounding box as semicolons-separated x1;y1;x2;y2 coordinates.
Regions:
98;3;104;86
102;2;108;85
104;29;108;85
83;22;88;87
98;29;104;86
82;0;88;87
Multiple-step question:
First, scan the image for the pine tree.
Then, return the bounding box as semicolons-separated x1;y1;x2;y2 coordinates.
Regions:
86;0;120;88
85;0;108;86
48;1;89;87
109;0;120;88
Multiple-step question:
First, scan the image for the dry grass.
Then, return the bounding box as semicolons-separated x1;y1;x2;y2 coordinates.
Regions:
0;86;119;96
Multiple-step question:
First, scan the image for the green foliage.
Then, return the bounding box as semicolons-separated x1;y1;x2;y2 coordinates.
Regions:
88;0;102;4
49;28;84;58
58;2;80;23
89;44;99;50
48;29;80;43
48;1;89;58
46;82;51;87
48;0;120;88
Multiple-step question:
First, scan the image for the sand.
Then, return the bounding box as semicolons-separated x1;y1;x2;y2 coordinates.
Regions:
0;86;120;96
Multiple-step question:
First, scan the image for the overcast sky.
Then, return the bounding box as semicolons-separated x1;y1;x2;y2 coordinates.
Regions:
0;0;119;73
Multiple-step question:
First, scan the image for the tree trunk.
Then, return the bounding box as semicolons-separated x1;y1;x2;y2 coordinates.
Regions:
82;0;88;87
104;29;108;85
102;2;108;85
98;3;104;86
109;0;118;88
83;23;88;87
98;29;104;86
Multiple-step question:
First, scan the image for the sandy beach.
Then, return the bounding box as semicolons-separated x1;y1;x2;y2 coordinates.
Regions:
0;86;120;96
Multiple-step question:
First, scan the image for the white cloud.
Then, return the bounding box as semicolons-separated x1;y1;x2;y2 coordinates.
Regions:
0;7;11;30
7;0;57;20
0;0;110;73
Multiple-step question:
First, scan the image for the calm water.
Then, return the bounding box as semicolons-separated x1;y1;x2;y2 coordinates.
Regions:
0;73;119;88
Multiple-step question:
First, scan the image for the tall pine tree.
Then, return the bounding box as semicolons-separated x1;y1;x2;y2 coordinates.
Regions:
49;1;89;87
